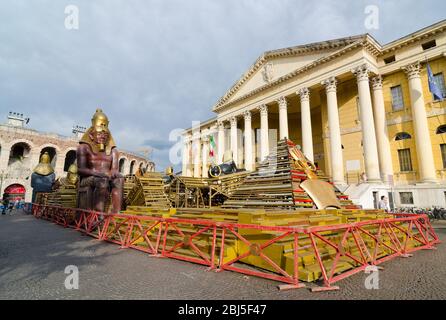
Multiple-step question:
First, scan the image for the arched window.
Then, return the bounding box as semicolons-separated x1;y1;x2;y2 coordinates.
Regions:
64;150;77;172
119;158;126;173
395;132;412;141
436;125;446;134
129;160;136;175
9;142;31;166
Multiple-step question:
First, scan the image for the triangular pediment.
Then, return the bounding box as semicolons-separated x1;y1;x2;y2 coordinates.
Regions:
213;35;368;111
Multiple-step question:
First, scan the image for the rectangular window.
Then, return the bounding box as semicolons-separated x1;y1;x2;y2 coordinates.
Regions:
398;148;413;172
388;192;395;211
400;192;414;205
373;192;379;209
422;40;436;50
441;144;446;169
391;85;404;111
433;73;446;100
384;55;396;64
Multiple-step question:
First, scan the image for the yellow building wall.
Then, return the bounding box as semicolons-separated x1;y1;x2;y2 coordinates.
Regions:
383;57;446;183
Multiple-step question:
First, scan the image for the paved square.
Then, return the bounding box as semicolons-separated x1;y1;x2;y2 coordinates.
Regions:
1;211;445;300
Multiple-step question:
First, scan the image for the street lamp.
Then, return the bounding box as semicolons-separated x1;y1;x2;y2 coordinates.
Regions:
138;147;153;160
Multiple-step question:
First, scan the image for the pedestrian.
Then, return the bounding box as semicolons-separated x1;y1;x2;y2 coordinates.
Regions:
1;198;7;215
378;196;389;212
360;172;368;183
8;200;14;215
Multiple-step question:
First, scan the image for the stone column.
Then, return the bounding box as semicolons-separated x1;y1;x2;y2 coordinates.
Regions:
192;134;202;178
217;121;225;164
55;152;65;176
30;150;42;171
352;64;381;183
298;87;314;162
403;62;437;183
123;160;131;176
0;143;10;170
230;116;238;166
186;141;193;177
182;135;191;177
371;75;394;183
259;104;269;161
201;136;209;178
322;77;345;185
0;144;10;197
278;97;289;140
244;111;254;171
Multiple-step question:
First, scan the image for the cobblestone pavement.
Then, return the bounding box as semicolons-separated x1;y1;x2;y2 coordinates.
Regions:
1;211;445;300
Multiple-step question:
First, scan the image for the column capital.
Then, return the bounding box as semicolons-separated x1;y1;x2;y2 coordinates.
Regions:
402;61;421;80
201;128;210;137
371;75;383;90
183;134;192;143
297;87;310;101
321;77;337;92
192;131;201;141
243;110;252;121
209;124;218;133
217;120;226;130
258;104;268;116
277;97;288;110
230;116;238;126
351;63;372;82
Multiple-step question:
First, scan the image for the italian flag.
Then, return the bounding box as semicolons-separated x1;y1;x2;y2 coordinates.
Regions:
209;135;216;159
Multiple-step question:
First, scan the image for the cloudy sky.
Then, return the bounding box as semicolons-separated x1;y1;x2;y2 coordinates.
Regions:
0;0;445;170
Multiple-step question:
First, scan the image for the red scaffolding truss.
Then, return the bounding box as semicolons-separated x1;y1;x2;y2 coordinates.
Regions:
32;204;440;291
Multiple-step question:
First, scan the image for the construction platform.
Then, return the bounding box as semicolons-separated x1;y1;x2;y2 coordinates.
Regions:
32;204;439;291
31;140;441;291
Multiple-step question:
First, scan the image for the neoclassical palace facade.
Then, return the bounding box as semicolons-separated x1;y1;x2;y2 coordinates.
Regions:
0;112;154;202
181;19;446;209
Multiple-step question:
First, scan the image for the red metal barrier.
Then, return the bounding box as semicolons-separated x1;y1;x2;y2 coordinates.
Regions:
32;204;440;291
216;223;307;290
161;218;218;268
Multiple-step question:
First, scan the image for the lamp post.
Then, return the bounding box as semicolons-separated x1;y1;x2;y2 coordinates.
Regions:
138;148;153;172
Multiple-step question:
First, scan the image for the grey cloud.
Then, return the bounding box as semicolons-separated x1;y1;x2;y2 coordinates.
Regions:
143;139;174;151
1;0;445;171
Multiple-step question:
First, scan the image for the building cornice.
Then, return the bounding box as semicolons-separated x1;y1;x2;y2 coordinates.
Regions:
212;35;369;112
212;20;446;114
380;19;446;56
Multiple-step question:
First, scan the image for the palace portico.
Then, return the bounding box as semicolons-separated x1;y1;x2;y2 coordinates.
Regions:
182;20;446;208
